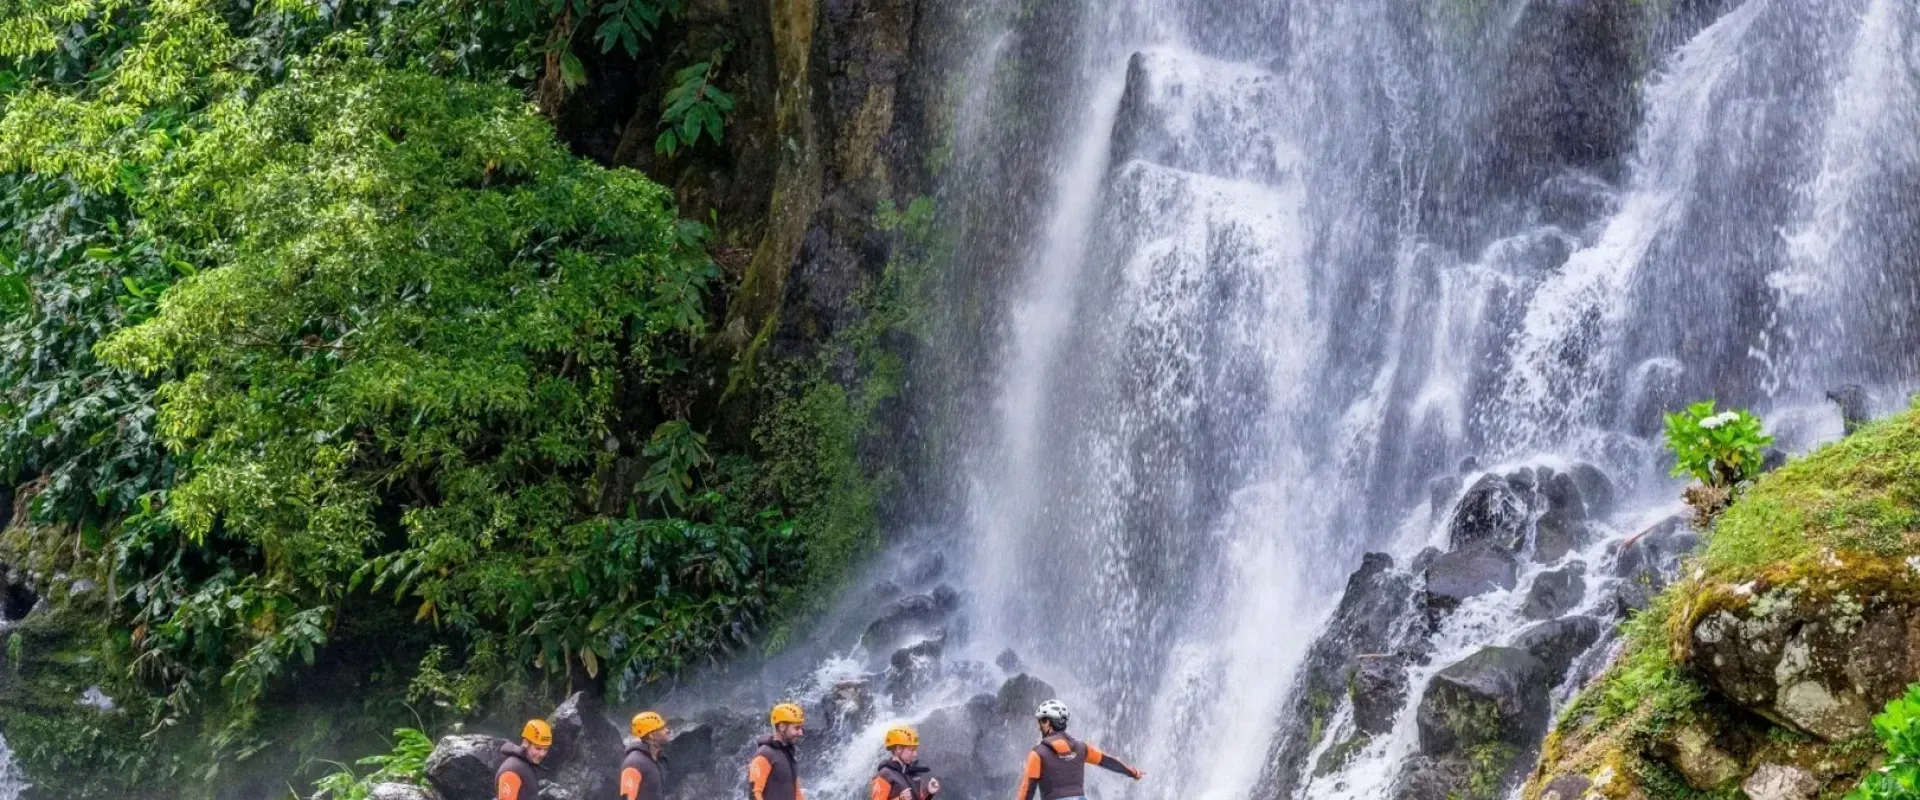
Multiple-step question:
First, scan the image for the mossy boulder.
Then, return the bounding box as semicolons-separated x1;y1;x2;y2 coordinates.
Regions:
1417;647;1552;756
1528;406;1920;800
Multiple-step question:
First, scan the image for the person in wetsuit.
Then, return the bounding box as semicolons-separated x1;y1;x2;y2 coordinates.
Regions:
619;711;670;800
496;719;553;800
749;702;807;800
1015;700;1144;800
870;726;940;800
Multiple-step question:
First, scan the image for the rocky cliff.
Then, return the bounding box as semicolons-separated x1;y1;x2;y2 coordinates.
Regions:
1528;406;1920;800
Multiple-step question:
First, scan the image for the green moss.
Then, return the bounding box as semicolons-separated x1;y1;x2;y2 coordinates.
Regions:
1464;742;1521;800
1535;405;1920;800
1706;405;1920;579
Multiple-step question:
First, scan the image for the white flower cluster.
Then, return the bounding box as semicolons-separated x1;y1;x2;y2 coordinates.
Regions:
1698;410;1741;430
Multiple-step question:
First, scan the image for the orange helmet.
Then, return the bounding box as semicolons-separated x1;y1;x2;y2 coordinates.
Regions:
884;726;919;749
522;719;553;747
632;711;667;738
770;702;806;726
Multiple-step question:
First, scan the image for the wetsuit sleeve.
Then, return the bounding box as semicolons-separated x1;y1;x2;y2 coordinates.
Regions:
497;771;523;800
749;755;771;800
871;776;892;800
1017;751;1042;800
1085;744;1142;778
621;766;642;800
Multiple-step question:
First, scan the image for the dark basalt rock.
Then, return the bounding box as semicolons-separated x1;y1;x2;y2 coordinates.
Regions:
1416;647;1551;756
1425;545;1519;623
887;637;946;708
1521;562;1586;621
425;735;508;800
1569;463;1615;518
1827;384;1871;434
543;692;624;800
1264;553;1423;799
1391;754;1475;800
1511;616;1604;683
660;708;759;800
1448;475;1530;552
1352;654;1409;735
863;585;961;650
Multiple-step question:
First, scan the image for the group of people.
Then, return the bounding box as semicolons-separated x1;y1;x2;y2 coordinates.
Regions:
492;698;1146;800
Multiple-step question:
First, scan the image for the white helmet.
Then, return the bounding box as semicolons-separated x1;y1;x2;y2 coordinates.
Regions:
1035;700;1070;729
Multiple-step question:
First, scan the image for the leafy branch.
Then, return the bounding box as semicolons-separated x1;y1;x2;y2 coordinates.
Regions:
656;45;734;158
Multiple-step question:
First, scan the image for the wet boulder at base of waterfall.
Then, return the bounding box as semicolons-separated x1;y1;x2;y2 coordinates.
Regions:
1351;654;1409;735
369;783;441;800
541;691;624;800
1447;475;1531;552
1568;463;1615;519
425;734;508;800
1510;616;1603;683
1392;754;1483;800
659;707;760;800
820;677;878;735
886;636;946;708
863;584;961;651
1424;544;1519;624
1521;561;1586;621
1826;385;1871;435
1264;552;1424;799
1416;647;1552;757
1430;474;1464;520
1601;516;1696;618
1531;470;1590;563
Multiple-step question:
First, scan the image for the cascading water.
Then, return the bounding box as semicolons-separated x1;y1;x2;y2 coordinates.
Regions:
729;1;1920;799
0;733;23;800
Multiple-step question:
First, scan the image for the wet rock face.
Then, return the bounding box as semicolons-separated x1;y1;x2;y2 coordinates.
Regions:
886;637;946;709
1416;647;1551;757
1511;616;1603;683
1687;588;1920;740
543;692;625;800
863;585;961;651
1448;475;1531;551
1425;545;1520;623
1487;0;1638;192
1521;562;1586;621
1391;754;1475;800
660;708;759;800
1264;552;1423;799
1352;655;1410;735
911;674;1057;800
425;734;507;800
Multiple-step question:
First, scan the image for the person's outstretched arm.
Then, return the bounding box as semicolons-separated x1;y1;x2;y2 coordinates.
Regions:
1086;744;1144;779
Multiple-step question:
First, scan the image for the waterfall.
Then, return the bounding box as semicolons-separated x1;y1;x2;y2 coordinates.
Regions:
693;0;1918;798
0;731;22;798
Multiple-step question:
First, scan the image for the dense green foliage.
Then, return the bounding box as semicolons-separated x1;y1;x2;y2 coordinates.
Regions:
1851;685;1920;800
1664;401;1772;490
313;727;435;800
0;0;897;793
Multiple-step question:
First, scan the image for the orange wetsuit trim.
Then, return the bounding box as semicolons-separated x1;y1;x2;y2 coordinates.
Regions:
750;754;772;800
497;771;523;800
